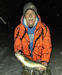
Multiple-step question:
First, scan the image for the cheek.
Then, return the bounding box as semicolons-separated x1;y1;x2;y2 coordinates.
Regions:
25;17;29;21
33;15;36;20
26;18;30;24
33;17;36;22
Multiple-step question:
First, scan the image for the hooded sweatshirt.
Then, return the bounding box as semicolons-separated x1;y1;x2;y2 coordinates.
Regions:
23;16;39;56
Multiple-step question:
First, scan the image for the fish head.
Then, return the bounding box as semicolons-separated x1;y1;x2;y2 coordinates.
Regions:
18;50;24;55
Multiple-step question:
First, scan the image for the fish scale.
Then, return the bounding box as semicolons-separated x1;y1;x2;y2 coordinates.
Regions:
15;52;47;71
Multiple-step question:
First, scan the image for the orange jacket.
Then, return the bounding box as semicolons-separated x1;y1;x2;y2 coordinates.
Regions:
14;15;52;63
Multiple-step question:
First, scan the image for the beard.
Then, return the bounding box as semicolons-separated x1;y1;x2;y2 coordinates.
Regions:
28;24;33;28
28;19;34;27
25;17;36;28
28;21;34;27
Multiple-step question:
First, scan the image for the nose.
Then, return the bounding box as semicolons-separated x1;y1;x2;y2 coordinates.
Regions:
29;13;32;18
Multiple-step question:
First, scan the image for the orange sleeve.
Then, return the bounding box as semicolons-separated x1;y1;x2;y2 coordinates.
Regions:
14;26;22;53
41;26;52;63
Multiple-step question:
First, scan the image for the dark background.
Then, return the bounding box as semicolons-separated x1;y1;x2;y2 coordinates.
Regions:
0;0;62;75
0;0;62;44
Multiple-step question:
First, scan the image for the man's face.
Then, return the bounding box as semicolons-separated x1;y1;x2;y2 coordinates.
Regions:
24;9;37;27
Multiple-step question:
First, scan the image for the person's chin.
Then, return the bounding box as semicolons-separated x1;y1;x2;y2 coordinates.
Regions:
28;24;33;27
28;23;33;25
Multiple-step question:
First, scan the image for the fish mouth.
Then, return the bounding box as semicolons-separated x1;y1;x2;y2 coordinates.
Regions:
18;50;24;55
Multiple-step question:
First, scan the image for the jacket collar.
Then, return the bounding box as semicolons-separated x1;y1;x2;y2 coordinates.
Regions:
20;14;42;26
23;16;39;28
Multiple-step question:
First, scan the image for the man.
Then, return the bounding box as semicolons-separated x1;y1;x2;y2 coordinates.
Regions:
14;2;52;75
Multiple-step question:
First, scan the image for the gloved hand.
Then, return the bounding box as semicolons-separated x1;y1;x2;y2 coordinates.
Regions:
36;59;48;66
40;61;48;71
36;59;48;71
41;61;48;66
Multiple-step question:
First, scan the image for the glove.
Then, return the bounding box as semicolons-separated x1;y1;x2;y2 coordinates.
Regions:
41;61;48;66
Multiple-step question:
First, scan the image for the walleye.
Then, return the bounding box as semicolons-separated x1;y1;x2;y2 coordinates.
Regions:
15;51;47;71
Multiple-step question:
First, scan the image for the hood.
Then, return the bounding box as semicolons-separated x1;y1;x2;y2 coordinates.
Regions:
20;14;42;27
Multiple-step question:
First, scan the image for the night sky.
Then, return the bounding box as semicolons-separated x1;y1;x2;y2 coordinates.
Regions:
0;0;62;45
0;0;62;48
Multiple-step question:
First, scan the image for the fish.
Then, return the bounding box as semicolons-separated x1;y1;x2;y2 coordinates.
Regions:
15;51;47;71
